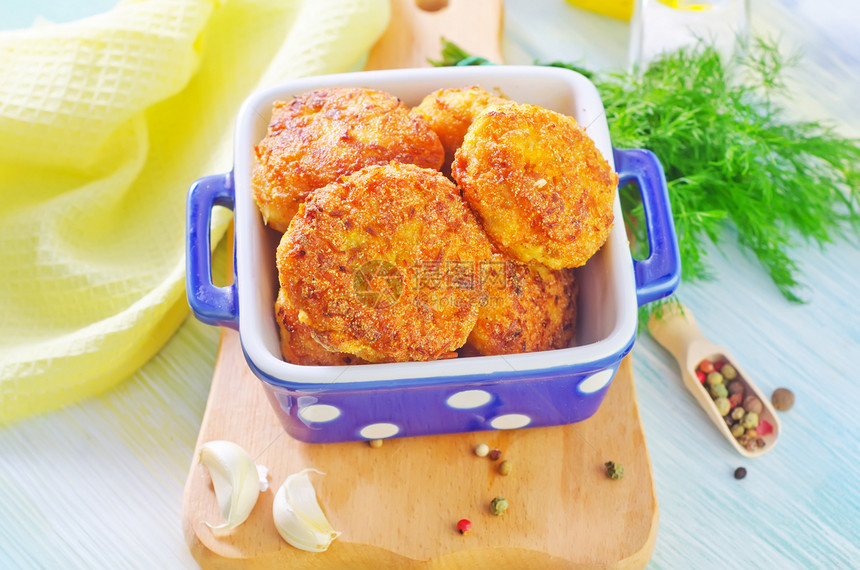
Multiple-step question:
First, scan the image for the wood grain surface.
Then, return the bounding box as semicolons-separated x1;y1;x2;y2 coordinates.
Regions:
182;330;657;569
182;0;656;567
364;0;504;70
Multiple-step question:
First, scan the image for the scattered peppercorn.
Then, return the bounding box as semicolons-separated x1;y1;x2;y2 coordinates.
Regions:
743;395;763;415
734;467;747;479
457;519;472;535
498;460;512;476
604;461;625;480
488;449;502;461
772;388;795;411
741;412;759;430
706;371;724;386
757;419;774;435
474;443;489;457
728;393;743;408
709;383;729;399
368;439;383;448
490;497;509;516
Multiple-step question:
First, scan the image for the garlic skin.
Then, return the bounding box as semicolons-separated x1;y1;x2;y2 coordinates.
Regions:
199;440;265;531
273;468;341;552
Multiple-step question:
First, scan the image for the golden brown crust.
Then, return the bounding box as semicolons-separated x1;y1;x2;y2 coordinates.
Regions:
413;86;510;175
276;162;494;363
465;251;578;356
253;87;444;232
451;103;617;269
274;288;363;366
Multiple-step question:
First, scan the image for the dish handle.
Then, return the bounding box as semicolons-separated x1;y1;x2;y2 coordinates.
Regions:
185;172;239;329
613;147;681;306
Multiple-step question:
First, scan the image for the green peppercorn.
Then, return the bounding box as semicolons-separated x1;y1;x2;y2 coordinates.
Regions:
727;380;744;396
722;364;738;380
714;396;731;417
730;423;745;438
706;371;725;386
490;496;509;516
741;412;760;429
368;439;383;448
604;461;625;480
709;383;728;399
498;460;512;476
731;407;746;421
743;395;763;415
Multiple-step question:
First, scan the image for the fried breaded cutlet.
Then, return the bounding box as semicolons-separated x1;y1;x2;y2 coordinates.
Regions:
464;251;578;356
452;102;617;269
276;162;494;363
274;288;363;366
413;86;510;175
252;87;444;232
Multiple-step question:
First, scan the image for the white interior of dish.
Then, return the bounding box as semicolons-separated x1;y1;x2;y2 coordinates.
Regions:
233;66;638;385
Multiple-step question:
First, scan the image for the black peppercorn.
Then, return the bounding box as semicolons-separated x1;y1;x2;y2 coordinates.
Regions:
734;467;747;479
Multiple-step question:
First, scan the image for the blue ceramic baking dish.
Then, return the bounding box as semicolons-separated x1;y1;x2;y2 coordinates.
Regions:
186;66;680;443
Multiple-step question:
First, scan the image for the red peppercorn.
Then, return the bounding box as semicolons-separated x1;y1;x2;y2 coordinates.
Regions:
699;360;714;374
757;419;774;435
728;393;743;409
488;449;501;461
696;371;706;384
714;361;724;372
457;519;472;535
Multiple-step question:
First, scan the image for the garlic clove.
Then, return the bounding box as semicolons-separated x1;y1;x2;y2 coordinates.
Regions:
273;468;341;552
199;440;264;531
257;464;270;492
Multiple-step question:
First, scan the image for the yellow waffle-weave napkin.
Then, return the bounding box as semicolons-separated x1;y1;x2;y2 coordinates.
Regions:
0;0;390;424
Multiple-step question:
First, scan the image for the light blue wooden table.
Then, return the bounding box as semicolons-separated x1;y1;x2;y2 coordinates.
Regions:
2;1;858;568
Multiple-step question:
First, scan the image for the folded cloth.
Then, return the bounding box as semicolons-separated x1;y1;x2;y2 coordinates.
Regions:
0;0;390;424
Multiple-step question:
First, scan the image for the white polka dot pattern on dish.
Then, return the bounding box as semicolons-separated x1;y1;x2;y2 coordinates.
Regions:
359;423;400;439
298;404;341;423
446;389;492;409
489;414;532;429
578;369;615;394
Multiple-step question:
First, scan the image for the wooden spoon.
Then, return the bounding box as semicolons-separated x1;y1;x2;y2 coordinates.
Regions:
648;301;781;457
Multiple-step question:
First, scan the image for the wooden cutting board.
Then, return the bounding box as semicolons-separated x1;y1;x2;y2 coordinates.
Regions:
182;1;658;567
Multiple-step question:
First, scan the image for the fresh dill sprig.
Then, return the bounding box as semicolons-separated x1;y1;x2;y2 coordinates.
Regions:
604;39;860;302
428;37;492;67
432;39;860;303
